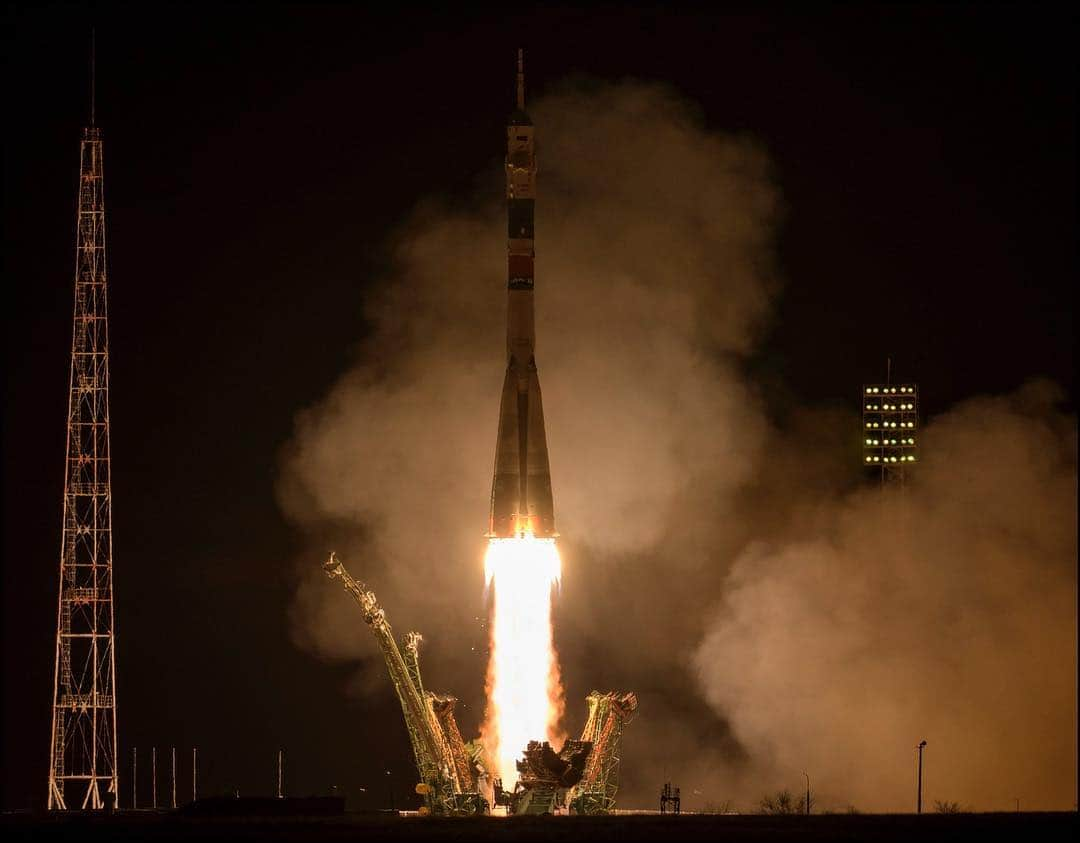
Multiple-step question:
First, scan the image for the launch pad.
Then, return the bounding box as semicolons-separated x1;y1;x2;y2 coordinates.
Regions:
7;811;1076;842
323;554;638;816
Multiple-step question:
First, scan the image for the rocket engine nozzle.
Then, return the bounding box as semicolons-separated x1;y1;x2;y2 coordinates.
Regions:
487;512;547;540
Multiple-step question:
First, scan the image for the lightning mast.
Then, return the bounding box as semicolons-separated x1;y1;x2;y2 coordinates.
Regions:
47;35;120;810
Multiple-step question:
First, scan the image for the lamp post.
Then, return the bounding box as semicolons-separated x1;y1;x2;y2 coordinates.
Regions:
916;741;927;814
386;769;394;812
802;771;810;815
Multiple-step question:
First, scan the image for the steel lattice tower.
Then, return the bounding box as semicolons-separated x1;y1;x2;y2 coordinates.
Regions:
47;77;119;809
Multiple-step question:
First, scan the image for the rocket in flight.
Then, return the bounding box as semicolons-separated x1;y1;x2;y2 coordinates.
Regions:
488;50;556;539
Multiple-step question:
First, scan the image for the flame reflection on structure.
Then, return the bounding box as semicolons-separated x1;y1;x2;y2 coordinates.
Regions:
482;534;564;788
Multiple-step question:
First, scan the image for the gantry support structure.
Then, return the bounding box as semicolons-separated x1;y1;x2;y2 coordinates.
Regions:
569;691;638;814
48;109;119;810
323;553;487;815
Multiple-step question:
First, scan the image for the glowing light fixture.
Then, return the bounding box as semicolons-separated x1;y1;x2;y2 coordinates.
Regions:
863;382;918;481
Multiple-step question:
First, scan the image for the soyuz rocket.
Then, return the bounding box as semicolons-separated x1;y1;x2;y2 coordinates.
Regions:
488;50;556;539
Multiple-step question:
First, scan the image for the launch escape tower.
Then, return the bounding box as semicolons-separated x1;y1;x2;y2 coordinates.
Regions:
48;57;120;809
862;369;919;487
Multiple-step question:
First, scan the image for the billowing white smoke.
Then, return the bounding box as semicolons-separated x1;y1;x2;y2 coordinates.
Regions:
694;382;1077;811
278;79;1077;810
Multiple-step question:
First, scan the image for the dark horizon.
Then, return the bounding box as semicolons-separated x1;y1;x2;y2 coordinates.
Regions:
3;4;1075;813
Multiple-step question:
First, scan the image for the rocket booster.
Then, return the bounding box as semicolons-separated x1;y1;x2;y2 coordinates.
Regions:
489;50;556;539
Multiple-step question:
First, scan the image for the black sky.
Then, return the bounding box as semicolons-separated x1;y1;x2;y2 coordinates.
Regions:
2;3;1074;810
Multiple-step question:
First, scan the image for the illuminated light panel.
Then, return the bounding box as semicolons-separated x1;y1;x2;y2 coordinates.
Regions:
862;383;919;474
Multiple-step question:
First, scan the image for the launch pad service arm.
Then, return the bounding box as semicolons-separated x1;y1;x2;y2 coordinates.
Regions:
321;553;455;791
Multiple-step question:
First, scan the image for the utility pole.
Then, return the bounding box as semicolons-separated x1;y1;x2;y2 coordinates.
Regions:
192;747;198;802
171;747;177;808
152;747;157;810
802;771;810;815
277;749;285;799
916;740;927;814
47;34;120;811
132;747;137;809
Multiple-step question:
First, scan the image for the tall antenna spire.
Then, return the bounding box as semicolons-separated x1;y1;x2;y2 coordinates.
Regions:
516;48;525;111
47;65;118;811
90;28;96;127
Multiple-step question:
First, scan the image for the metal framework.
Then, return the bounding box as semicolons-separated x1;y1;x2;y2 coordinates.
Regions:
862;382;918;487
495;739;591;815
322;554;487;815
48;120;119;810
568;691;638;814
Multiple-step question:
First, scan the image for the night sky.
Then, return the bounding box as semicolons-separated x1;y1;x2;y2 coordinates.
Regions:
2;4;1074;811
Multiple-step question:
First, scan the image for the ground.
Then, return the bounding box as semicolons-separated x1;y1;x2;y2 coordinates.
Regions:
3;811;1077;842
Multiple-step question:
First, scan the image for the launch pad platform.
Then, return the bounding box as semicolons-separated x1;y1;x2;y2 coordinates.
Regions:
5;810;1075;842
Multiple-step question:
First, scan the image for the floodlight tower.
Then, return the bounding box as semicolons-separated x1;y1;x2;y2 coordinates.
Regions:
862;374;919;487
47;38;120;810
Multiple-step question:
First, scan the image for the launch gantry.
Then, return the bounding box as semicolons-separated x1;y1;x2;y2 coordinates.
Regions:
569;691;639;814
322;553;487;816
494;739;591;815
492;692;639;816
323;554;639;817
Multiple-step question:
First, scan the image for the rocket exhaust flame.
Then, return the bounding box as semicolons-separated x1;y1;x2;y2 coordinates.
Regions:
483;535;564;788
483;50;565;790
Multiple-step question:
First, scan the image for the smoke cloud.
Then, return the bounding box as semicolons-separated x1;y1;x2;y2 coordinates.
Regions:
695;381;1077;811
277;79;1076;811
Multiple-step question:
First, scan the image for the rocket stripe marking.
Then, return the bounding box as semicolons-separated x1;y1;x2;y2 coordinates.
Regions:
508;255;534;279
507;199;535;239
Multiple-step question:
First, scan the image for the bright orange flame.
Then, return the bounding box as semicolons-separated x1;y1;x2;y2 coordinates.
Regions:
482;533;565;789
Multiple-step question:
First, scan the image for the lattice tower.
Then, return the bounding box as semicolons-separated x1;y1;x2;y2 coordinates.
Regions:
47;109;120;809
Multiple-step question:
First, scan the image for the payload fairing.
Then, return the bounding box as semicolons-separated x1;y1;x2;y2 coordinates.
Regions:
489;50;556;539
